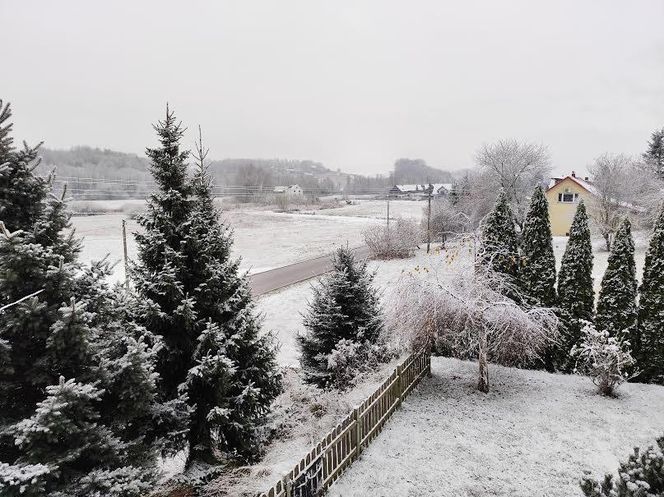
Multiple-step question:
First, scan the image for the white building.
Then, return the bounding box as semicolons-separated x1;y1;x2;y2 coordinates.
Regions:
273;184;304;197
388;183;453;199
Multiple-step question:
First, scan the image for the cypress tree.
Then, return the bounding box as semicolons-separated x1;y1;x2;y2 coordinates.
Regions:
298;247;384;388
0;101;187;495
595;218;637;340
556;201;594;370
480;190;520;298
635;205;664;384
520;185;557;307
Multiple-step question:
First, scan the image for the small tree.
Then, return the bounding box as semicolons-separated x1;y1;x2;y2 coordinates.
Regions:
298;247;385;388
392;266;558;393
595;218;637;339
480;190;520;299
572;322;634;396
556;201;594;371
580;435;664;497
635;204;664;384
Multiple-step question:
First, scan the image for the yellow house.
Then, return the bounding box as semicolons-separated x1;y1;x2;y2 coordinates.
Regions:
545;172;595;236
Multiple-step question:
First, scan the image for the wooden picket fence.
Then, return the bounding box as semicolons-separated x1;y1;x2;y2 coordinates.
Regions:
259;348;431;497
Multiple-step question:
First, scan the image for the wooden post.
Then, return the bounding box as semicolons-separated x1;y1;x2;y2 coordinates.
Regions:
353;406;362;458
282;473;292;497
122;219;129;290
396;363;403;405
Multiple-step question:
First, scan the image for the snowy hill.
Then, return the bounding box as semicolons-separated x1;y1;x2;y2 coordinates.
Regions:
328;357;664;497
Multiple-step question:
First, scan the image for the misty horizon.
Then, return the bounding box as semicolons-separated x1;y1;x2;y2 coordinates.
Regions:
3;0;663;177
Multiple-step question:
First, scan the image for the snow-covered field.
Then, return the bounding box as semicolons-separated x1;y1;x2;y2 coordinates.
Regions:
71;199;423;282
328;357;664;497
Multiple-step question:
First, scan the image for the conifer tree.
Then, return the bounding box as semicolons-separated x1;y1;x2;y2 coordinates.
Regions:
520;186;557;307
556;201;594;370
643;127;664;178
179;129;281;463
635;204;664;384
595;218;637;340
480;190;520;298
0;100;187;495
298;247;384;388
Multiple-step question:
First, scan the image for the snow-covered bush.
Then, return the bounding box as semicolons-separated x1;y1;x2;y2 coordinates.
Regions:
572;322;635;396
580;435;664;497
363;218;421;259
326;339;391;390
390;263;558;392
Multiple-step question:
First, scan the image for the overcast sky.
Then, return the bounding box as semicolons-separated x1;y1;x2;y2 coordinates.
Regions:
2;0;663;176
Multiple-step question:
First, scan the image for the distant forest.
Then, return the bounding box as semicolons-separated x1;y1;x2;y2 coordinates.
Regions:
36;146;454;200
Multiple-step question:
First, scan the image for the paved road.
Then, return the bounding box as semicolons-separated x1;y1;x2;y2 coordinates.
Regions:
249;245;371;296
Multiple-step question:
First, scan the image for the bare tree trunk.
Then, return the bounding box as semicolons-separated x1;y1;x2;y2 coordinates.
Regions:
603;232;611;252
477;333;489;393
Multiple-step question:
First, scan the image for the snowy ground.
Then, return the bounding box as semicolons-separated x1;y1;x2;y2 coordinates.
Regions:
71;199;422;282
327;357;664;497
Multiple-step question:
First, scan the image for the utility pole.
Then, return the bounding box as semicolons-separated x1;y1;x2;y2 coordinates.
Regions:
122;219;129;290
386;196;390;229
426;183;432;253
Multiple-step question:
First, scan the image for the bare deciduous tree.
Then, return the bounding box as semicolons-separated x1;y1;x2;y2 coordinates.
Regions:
587;153;636;251
475;139;551;227
363;218;421;259
389;259;558;392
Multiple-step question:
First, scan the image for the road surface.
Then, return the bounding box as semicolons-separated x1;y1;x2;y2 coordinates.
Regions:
249;245;371;295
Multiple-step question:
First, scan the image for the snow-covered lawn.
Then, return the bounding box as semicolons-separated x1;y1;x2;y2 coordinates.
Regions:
328;357;664;497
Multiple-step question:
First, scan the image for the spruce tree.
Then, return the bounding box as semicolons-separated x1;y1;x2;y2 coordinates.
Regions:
480;190;520;298
636;204;664;384
520;185;556;307
131;106;195;401
179;130;281;463
556;200;594;371
595;218;637;340
298;246;384;388
0;101;187;495
643;127;664;178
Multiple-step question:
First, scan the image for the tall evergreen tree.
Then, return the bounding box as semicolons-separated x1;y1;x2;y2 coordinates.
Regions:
180;130;281;463
298;247;384;388
0;101;187;495
520;185;557;307
635;204;664;384
556;201;594;370
132;119;281;464
595;218;637;340
480;189;520;298
643;127;664;178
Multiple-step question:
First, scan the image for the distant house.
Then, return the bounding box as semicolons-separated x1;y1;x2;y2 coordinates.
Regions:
273;184;303;197
388;183;453;199
545;172;595;236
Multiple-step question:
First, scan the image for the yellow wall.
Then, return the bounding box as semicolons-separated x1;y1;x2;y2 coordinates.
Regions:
545;178;591;236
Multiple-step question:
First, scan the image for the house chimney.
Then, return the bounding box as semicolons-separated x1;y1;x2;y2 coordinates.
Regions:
571;171;576;178
584;176;589;181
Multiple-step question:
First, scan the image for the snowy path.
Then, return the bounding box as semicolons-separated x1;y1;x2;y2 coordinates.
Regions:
328;357;664;497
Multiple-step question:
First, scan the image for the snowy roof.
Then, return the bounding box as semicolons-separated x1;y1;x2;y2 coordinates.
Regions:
394;183;453;193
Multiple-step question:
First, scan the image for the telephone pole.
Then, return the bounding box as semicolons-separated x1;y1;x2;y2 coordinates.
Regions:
426;183;432;253
122;219;129;290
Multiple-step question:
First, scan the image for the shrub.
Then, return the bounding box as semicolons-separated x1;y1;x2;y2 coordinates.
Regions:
363;218;420;259
580;435;664;496
572;322;635;396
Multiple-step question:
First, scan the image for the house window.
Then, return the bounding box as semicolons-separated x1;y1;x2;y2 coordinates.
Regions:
558;188;576;203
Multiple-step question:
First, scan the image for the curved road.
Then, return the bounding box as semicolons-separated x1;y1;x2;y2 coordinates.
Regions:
249;245;371;296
